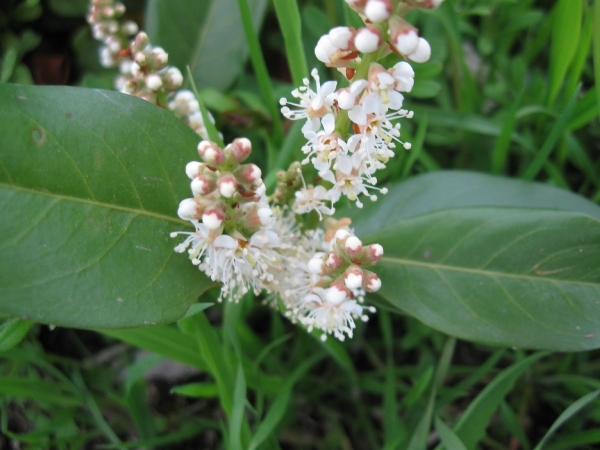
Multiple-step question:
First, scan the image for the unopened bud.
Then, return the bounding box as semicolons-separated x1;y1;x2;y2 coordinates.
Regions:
145;74;163;91
354;27;381;54
344;236;363;257
217;174;238;198
326;284;350;305
394;29;419;56
150;47;168;69
164;67;183;90
236;164;262;184
326;252;344;269
344;266;364;289
364;244;384;263
228;137;252;163
134;51;147;66
329;27;355;49
177;198;202;220
365;0;392;23
363;272;382;292
198;141;226;166
202;204;225;230
185;161;203;179
408;38;431;63
132;32;149;52
315;35;336;64
191;175;215;196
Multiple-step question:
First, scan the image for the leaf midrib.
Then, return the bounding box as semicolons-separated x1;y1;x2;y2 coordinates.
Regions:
380;256;600;287
0;182;189;227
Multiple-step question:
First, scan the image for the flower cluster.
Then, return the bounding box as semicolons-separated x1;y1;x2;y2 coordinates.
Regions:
281;0;442;209
87;0;442;341
87;0;210;138
171;140;381;340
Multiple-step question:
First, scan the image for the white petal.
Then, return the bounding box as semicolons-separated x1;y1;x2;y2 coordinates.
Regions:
214;234;237;249
348;105;367;126
322;113;336;134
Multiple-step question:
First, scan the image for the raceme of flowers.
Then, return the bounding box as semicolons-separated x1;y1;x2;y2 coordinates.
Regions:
90;0;443;340
87;0;213;138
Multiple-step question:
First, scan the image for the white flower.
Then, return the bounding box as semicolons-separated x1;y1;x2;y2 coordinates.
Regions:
280;69;337;128
293;185;335;218
296;287;374;341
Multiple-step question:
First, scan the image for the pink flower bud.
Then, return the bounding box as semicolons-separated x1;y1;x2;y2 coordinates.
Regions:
202;204;226;230
217;173;238;198
363;272;382;292
364;244;384;263
163;67;183;90
394;29;419;56
408;38;431;63
354;27;381;54
344;236;363;258
326;252;344;269
177;198;202;220
185;161;203;179
315;35;337;64
329;27;355;49
344;266;364;289
197;141;226;167
150;47;168;69
228;137;252;163
191;175;215;196
132;32;148;52
365;0;392;23
236;164;262;184
326;284;350;305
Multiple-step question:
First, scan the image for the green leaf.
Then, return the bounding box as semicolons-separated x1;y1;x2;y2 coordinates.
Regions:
367;207;600;351
452;353;547;450
0;318;33;352
171;382;219;398
48;0;89;17
0;84;213;328
348;171;600;237
434;417;468;450
548;0;582;105
272;0;308;87
0;377;81;406
533;390;600;450
103;325;207;370
145;0;268;92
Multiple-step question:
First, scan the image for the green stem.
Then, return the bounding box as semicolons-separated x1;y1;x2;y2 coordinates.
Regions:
236;0;284;149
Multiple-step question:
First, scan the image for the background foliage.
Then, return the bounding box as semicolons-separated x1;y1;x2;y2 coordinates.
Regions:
1;0;600;448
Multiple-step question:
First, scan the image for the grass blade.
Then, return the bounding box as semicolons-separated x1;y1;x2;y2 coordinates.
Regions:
236;0;284;148
594;0;600;119
547;0;582;105
533;390;600;450
522;88;579;180
453;352;548;449
435;417;468;450
229;363;247;450
0;318;33;352
273;0;308;87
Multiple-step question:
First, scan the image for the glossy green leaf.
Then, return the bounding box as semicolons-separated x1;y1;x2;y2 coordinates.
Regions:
0;84;213;328
366;208;600;351
145;0;268;92
348;171;600;237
